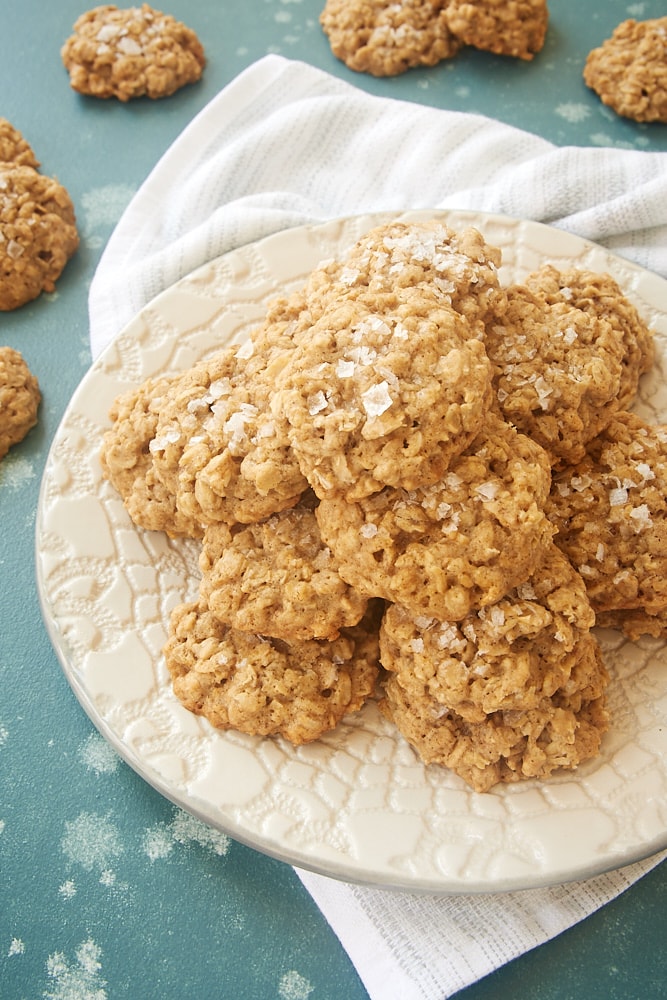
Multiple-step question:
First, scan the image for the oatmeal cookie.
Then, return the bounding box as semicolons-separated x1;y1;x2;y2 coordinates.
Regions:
0;347;41;460
486;265;654;467
61;3;206;101
584;18;667;124
199;496;368;641
445;0;549;60
0;165;79;311
320;0;461;77
381;659;608;792
316;412;555;620
100;373;202;537
0;119;39;168
163;596;381;744
547;411;667;639
379;544;598;723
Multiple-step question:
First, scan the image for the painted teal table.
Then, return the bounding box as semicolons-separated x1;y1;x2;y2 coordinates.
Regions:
2;2;666;997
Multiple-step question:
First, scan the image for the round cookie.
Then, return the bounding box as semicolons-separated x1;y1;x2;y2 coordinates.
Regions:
379;544;599;725
61;3;206;101
0;119;39;168
0;347;41;460
0;165;79;311
584;18;667;124
380;660;609;792
199;497;369;642
320;0;462;77
445;0;549;60
485;265;654;467
100;373;202;537
163;597;381;745
547;411;667;639
316;411;555;621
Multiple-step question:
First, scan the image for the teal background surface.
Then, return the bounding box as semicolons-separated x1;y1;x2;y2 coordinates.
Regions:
1;1;666;998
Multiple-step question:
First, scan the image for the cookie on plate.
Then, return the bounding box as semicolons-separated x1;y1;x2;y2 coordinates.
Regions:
0;347;41;460
61;3;206;101
485;265;654;467
100;373;203;537
0;119;39;168
547;411;667;639
163;596;381;745
199;495;369;642
320;0;462;77
583;18;667;124
445;0;549;60
316;411;555;621
0;165;79;311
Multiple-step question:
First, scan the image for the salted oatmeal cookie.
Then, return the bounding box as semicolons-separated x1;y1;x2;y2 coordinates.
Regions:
445;0;549;60
316;412;555;620
163;596;381;745
379;544;598;725
547;411;667;639
380;656;608;792
486;265;653;467
0;119;39;168
0;165;79;311
584;18;667;124
100;373;202;537
320;0;461;77
61;3;206;101
302;220;507;340
199;497;368;642
0;347;41;460
153;333;307;529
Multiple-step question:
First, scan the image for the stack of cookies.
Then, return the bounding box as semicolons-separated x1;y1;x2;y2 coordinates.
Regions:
101;218;662;792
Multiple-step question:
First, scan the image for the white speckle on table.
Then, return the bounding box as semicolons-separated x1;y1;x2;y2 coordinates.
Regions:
44;939;107;1000
1;455;37;491
0;723;8;746
80;184;136;248
275;9;292;23
78;733;120;775
0;819;5;836
61;812;123;873
626;3;646;15
59;880;77;900
555;102;591;124
143;807;231;861
278;970;314;1000
8;937;25;957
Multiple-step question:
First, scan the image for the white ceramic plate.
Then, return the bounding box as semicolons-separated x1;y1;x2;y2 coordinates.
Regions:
36;211;667;893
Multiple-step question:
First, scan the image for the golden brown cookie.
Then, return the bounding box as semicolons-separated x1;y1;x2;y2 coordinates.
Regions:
0;165;79;311
486;266;654;467
0;119;39;168
316;411;555;620
61;3;206;101
100;373;202;537
445;0;549;60
163;596;381;745
199;496;369;642
0;347;41;460
584;18;667;123
320;0;462;77
547;411;667;639
379;544;598;725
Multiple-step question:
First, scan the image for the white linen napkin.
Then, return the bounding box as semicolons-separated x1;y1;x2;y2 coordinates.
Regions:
87;55;667;1000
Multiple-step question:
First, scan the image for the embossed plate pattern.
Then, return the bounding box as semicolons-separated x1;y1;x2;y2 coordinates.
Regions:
36;211;667;893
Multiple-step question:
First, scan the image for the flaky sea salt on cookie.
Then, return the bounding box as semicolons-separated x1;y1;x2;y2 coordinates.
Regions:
163;597;381;745
316;412;555;620
320;0;462;77
445;0;549;60
547;411;667;639
0;347;40;460
0;165;79;311
61;3;205;101
199;498;368;642
584;18;667;123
